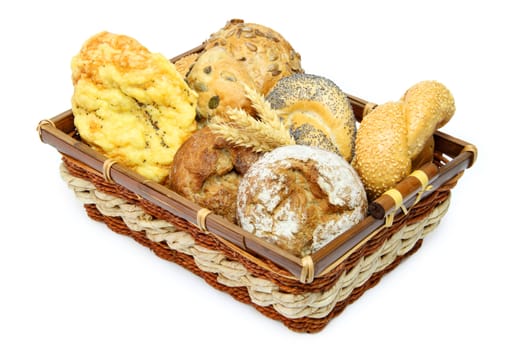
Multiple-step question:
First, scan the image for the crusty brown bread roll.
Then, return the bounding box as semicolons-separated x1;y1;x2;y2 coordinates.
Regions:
167;126;259;223
353;80;455;199
265;73;356;161
237;145;367;257
204;19;303;95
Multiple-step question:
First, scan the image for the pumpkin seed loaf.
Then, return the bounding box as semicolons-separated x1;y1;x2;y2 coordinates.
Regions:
185;46;257;120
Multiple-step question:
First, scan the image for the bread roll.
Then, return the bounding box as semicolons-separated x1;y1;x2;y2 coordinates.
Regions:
265;74;356;161
204;19;303;95
402;80;455;158
353;80;455;199
168;126;259;223
71;31;198;183
237;145;367;257
354;102;411;199
185;46;257;120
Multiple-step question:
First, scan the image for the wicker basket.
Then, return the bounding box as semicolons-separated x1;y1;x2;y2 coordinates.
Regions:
37;46;477;333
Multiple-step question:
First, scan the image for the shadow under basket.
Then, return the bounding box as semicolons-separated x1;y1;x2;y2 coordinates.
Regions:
37;47;477;333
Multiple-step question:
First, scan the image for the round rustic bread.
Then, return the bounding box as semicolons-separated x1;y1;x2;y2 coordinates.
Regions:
204;19;303;95
236;145;367;257
265;73;356;161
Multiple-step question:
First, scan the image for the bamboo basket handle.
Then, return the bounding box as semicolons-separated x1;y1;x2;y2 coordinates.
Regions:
368;162;439;221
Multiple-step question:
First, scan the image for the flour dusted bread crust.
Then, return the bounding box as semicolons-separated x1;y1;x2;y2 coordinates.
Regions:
71;31;198;183
168;127;259;223
204;19;303;95
237;145;367;257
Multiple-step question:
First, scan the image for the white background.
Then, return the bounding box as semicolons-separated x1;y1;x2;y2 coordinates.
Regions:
1;0;523;349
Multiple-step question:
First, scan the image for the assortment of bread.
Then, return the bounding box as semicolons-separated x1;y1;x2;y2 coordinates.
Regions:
70;20;455;257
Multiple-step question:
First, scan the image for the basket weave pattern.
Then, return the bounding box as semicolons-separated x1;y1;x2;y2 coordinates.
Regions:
60;156;458;332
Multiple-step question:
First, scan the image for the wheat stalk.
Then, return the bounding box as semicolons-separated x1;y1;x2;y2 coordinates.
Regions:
241;83;283;127
208;83;295;152
209;107;294;152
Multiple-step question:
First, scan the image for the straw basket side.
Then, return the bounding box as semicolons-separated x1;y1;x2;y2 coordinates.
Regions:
58;152;460;332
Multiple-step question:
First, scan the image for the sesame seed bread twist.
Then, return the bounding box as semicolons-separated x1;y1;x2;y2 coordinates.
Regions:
353;80;455;200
